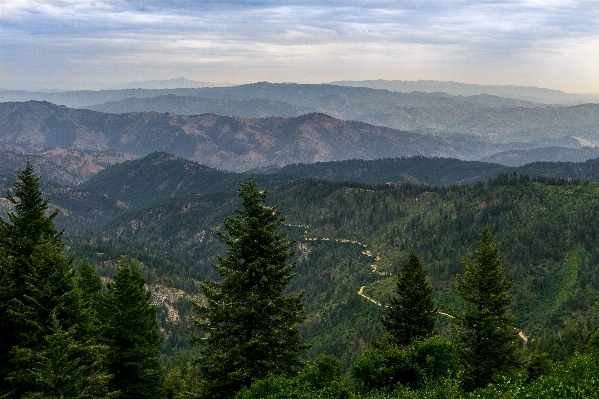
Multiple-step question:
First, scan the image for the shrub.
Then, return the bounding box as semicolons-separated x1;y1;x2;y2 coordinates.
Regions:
236;354;350;399
350;335;457;393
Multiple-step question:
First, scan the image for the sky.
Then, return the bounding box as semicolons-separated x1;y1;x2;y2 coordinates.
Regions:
1;0;598;92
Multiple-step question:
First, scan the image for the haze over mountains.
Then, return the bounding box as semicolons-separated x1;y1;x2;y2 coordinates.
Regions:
330;80;599;105
3;82;599;147
0;101;534;173
1;80;599;173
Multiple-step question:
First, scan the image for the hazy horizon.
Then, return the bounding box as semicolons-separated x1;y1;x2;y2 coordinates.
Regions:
3;77;599;97
1;1;598;93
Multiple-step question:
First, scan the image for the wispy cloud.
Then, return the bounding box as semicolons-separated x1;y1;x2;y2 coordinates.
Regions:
1;0;598;91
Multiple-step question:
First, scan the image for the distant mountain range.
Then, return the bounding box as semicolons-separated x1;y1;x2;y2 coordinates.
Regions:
2;101;542;172
0;82;544;111
330;79;599;105
86;95;312;118
481;147;599;167
0;77;227;92
4;82;597;145
105;77;227;90
0;148;134;185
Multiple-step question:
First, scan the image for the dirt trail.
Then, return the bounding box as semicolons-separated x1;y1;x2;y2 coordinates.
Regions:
358;288;528;342
296;226;529;344
358;285;386;307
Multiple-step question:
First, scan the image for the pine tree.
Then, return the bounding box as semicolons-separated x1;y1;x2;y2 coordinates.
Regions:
192;176;308;399
13;312;113;399
452;226;521;391
0;162;99;398
76;259;103;300
75;259;105;340
0;162;63;382
379;251;437;347
104;258;164;399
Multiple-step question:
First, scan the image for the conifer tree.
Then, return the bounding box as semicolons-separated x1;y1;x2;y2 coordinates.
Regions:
192;176;307;399
0;162;110;398
75;259;105;335
104;258;164;399
13;312;113;399
380;251;437;347
76;258;103;300
452;226;521;391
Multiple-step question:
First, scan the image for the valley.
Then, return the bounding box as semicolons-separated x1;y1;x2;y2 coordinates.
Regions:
2;152;597;367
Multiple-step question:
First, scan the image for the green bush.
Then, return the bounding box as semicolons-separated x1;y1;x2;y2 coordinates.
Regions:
466;351;599;398
299;354;346;391
235;354;350;399
235;377;300;399
350;335;457;392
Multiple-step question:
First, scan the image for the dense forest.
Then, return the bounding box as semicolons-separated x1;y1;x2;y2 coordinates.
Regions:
3;156;599;398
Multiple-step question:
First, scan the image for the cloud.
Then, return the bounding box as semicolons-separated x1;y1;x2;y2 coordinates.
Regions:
1;0;598;91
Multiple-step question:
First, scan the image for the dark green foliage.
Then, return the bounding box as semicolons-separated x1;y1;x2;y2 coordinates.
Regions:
76;259;103;298
235;354;350;399
0;162;103;398
467;351;599;399
277;157;509;186
0;161;62;255
104;258;164;399
349;335;457;393
80;152;239;208
162;352;201;399
4;241;83;395
584;304;599;353
31;152;599;369
523;352;553;382
379;251;437;347
12;312;113;399
344;350;599;398
74;259;110;357
192;176;308;399
530;315;599;362
452;227;522;391
63;172;599;365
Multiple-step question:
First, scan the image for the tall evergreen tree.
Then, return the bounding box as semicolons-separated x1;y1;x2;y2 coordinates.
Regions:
192;176;308;399
13;312;113;399
0;162;109;398
452;226;521;391
104;258;164;399
379;251;437;347
75;259;105;340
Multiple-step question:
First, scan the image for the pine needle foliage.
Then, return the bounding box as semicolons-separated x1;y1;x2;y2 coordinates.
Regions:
14;312;113;399
0;161;62;258
192;176;308;399
380;251;437;347
452;226;521;391
0;162;109;398
104;258;164;399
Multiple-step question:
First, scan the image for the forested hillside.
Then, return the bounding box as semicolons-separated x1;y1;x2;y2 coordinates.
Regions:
274;156;599;186
47;162;599;366
4;155;599;398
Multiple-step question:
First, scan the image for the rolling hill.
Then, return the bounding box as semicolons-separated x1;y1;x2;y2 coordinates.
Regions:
1;101;530;171
4;82;598;148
